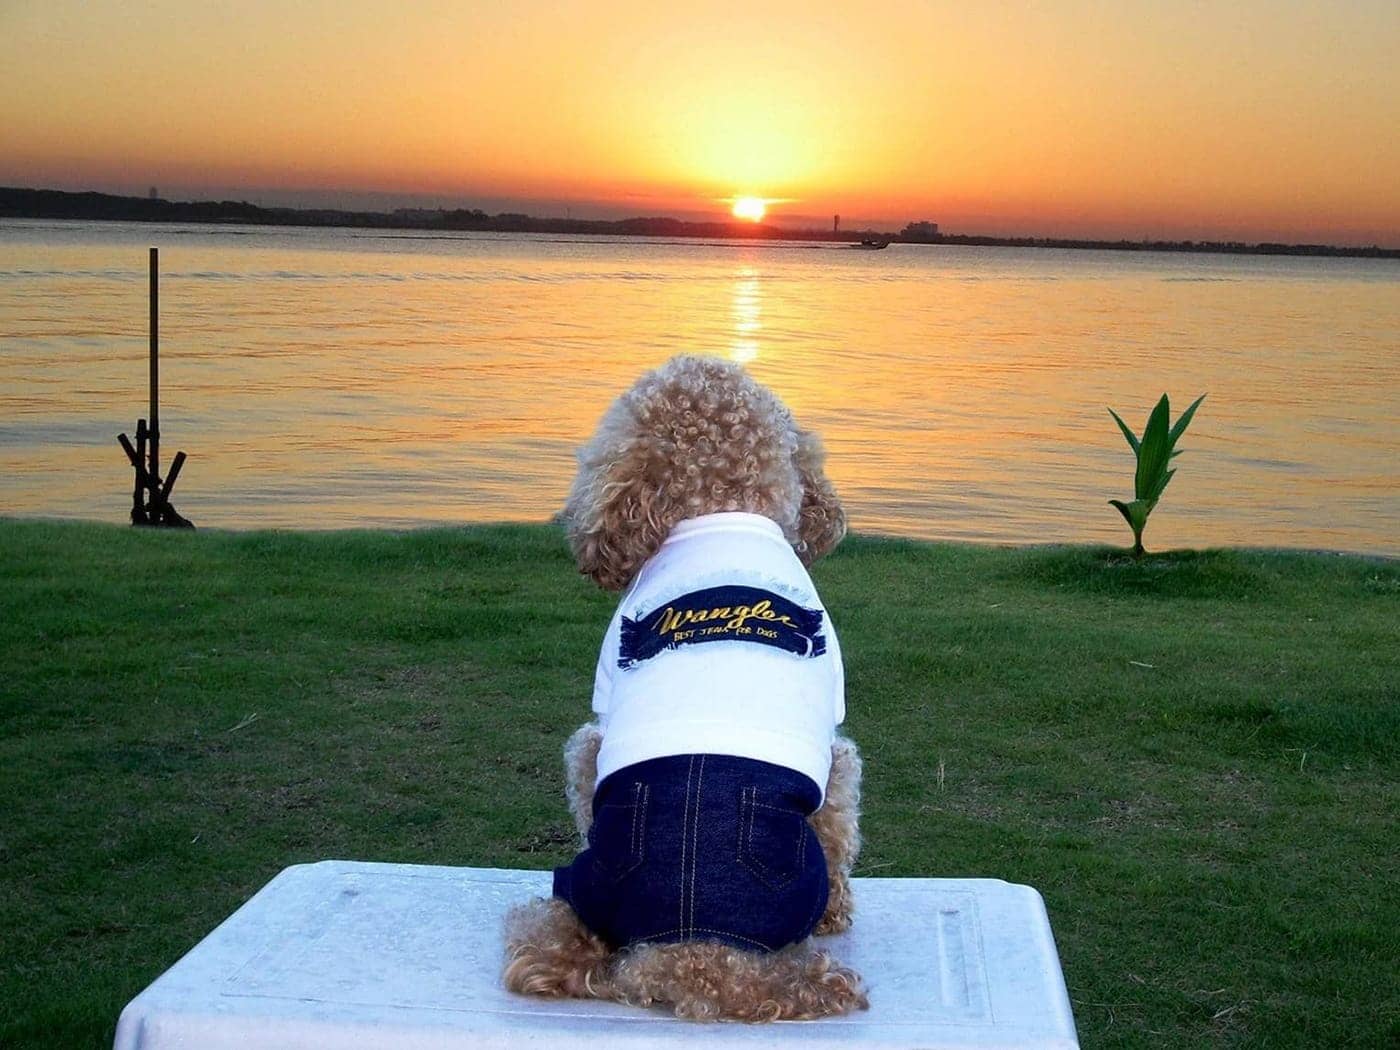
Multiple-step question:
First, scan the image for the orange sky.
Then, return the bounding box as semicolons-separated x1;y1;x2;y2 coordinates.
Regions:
2;1;1397;244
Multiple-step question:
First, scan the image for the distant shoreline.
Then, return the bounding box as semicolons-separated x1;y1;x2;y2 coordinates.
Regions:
3;186;1397;260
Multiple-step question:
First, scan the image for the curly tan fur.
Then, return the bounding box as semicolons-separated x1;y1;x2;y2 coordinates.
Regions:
811;736;863;935
610;940;867;1021
563;721;603;844
561;356;842;590
793;425;847;565
502;897;615;1000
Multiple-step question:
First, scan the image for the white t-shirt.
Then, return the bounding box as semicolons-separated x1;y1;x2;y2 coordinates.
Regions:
592;512;845;800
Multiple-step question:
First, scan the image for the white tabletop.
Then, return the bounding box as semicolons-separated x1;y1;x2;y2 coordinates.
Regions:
114;861;1078;1049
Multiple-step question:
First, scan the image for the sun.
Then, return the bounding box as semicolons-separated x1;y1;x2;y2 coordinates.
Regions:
731;196;767;222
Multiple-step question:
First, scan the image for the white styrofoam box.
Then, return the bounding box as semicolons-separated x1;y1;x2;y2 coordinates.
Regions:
114;861;1078;1049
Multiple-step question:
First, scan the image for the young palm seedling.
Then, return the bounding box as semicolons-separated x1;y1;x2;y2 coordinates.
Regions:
1108;393;1206;557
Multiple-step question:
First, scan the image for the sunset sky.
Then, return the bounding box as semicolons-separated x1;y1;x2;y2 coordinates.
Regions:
2;1;1397;244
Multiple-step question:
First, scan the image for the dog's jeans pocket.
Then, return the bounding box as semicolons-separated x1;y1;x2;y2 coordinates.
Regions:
736;785;810;891
588;781;649;882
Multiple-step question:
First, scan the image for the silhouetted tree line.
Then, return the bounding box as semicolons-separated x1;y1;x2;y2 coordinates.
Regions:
3;187;1394;258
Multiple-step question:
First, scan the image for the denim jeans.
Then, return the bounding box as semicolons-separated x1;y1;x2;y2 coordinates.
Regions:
553;753;828;952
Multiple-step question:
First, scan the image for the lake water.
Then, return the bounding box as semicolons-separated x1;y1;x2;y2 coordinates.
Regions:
2;218;1397;555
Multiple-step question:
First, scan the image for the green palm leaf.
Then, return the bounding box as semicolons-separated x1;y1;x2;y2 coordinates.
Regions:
1168;393;1207;447
1134;395;1173;500
1107;408;1141;454
1147;467;1176;502
1109;498;1153;533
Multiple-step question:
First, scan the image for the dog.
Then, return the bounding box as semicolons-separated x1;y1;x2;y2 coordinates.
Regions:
502;355;867;1021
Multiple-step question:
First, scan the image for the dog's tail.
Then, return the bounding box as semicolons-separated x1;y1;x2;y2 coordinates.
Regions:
609;939;868;1022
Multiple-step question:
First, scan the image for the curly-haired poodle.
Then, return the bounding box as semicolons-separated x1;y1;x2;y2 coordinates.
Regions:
503;355;867;1021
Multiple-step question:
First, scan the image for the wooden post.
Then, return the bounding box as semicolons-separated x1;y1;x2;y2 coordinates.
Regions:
148;246;160;486
133;418;148;523
116;244;193;528
162;451;187;499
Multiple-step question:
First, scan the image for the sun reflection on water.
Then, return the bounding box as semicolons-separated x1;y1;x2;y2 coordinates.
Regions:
729;267;761;364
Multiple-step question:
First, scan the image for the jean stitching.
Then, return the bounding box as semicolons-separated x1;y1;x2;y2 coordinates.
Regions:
738;787;759;882
737;787;800;890
738;788;765;884
626;788;636;859
689;755;705;937
632;927;777;952
739;789;750;862
620;784;641;871
680;755;695;936
594;797;644;881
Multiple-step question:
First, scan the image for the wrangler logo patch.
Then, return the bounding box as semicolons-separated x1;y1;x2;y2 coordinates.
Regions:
619;586;826;668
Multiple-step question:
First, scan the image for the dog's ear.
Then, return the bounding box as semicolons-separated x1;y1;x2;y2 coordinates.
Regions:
563;468;670;591
561;403;680;590
793;425;846;565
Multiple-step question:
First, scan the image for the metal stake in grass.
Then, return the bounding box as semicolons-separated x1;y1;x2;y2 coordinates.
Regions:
116;247;194;528
1107;392;1205;558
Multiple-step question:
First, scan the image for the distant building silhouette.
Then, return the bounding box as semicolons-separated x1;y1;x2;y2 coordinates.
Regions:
902;220;939;241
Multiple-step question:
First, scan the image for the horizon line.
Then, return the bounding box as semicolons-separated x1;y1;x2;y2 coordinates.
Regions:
3;184;1398;256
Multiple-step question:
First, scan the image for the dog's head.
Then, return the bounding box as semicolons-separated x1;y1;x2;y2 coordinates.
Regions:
562;355;845;590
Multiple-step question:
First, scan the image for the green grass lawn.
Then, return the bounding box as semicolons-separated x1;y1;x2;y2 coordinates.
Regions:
1;519;1396;1048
